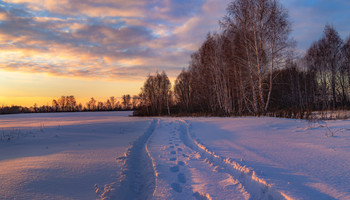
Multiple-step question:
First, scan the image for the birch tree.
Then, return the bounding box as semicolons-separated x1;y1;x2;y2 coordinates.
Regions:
223;0;292;114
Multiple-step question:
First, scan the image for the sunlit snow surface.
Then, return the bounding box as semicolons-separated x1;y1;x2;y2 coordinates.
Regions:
0;113;349;199
0;111;151;199
186;117;350;199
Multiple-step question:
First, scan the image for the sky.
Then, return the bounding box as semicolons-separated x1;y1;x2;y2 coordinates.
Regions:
0;0;350;107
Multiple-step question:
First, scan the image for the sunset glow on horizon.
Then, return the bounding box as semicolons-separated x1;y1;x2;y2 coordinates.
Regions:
1;0;350;107
0;70;144;106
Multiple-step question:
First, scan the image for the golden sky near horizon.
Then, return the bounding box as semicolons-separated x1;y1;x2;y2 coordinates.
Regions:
0;70;144;106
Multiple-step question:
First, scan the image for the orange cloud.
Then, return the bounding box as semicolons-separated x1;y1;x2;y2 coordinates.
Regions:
0;0;230;82
0;0;234;107
4;0;149;17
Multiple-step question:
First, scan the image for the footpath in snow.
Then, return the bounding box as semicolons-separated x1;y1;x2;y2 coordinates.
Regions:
1;113;350;199
146;119;286;200
101;118;294;200
102;117;350;200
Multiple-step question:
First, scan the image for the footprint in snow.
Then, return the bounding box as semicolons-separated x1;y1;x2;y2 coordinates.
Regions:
170;165;179;172
177;173;186;183
171;183;182;193
177;161;185;166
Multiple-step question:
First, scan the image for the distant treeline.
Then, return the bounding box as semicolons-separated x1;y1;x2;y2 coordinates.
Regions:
134;0;350;118
0;95;139;114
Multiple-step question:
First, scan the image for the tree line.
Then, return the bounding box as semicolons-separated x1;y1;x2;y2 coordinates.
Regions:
134;0;350;118
0;95;139;114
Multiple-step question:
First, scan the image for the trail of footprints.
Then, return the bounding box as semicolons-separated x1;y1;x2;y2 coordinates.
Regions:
157;122;212;200
152;121;246;200
168;128;187;194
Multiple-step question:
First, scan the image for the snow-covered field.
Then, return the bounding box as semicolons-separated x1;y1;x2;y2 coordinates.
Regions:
1;112;349;199
0;112;150;199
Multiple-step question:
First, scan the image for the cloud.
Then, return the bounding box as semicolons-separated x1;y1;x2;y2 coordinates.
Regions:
3;0;150;17
1;0;349;82
0;0;228;80
173;0;230;51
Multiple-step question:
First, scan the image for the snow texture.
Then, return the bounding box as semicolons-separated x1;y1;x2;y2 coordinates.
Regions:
1;113;349;199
